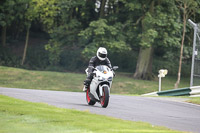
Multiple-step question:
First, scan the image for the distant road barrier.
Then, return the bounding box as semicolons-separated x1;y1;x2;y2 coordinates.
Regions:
142;86;200;97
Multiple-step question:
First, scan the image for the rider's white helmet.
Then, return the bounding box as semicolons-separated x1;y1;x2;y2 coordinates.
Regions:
97;47;107;61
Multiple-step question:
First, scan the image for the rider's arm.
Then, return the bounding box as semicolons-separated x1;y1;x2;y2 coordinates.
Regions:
106;58;115;76
105;58;112;69
88;57;95;73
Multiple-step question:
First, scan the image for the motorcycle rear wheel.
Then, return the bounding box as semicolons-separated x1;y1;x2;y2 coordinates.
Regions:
100;86;109;108
86;88;96;105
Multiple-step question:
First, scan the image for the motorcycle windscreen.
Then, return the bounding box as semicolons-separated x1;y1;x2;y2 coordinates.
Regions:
96;65;110;73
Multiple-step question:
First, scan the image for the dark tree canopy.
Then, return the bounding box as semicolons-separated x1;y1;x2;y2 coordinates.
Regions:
0;0;200;80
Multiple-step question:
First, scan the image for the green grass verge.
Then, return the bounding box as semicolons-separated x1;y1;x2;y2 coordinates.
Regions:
0;66;190;95
187;97;200;105
0;95;183;133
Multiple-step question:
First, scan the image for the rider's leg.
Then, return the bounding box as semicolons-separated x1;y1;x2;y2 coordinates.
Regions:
83;73;93;91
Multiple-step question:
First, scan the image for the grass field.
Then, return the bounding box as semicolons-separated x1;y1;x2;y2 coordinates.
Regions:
0;66;190;95
187;97;200;105
0;95;183;133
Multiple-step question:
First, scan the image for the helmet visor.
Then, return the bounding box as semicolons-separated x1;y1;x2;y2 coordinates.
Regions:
98;52;107;58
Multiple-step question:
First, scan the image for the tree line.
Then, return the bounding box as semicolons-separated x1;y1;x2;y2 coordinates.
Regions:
0;0;200;87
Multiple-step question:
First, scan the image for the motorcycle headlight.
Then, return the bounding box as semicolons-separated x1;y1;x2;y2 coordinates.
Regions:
98;77;105;81
108;77;112;81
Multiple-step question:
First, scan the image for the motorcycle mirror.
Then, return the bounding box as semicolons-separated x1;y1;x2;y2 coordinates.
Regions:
113;66;119;71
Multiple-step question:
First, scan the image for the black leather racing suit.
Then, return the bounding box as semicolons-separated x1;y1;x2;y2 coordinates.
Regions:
84;56;112;88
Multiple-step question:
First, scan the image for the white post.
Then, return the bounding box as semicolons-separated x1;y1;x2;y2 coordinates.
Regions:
188;19;197;87
158;69;168;92
159;76;162;92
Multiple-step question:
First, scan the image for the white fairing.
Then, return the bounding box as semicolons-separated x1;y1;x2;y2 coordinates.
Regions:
85;65;114;101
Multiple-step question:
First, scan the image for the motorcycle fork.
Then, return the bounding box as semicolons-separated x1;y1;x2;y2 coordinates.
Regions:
99;85;110;97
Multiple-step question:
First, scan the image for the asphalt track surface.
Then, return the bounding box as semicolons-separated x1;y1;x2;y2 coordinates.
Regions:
1;87;200;133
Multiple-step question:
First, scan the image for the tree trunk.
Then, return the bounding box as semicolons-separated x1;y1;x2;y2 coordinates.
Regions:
1;26;6;46
133;46;154;80
21;27;30;65
100;0;106;18
174;3;187;88
133;1;155;80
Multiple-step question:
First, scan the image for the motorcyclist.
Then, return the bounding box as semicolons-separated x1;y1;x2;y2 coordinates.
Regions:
83;47;112;92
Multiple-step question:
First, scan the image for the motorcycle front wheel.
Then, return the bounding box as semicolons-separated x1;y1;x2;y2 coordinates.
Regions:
86;88;96;105
100;86;109;108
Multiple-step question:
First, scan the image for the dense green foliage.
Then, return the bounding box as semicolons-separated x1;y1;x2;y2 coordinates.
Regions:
0;0;200;77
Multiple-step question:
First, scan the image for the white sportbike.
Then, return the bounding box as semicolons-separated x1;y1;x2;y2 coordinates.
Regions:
84;65;118;108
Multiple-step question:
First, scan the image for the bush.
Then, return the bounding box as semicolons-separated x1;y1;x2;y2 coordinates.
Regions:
153;57;191;77
109;51;137;73
60;48;87;72
25;44;49;70
0;46;21;67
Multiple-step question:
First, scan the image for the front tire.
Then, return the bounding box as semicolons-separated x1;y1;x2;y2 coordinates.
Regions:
100;86;109;108
86;88;96;105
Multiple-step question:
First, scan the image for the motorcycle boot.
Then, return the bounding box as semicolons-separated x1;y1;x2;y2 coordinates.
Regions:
83;79;91;92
